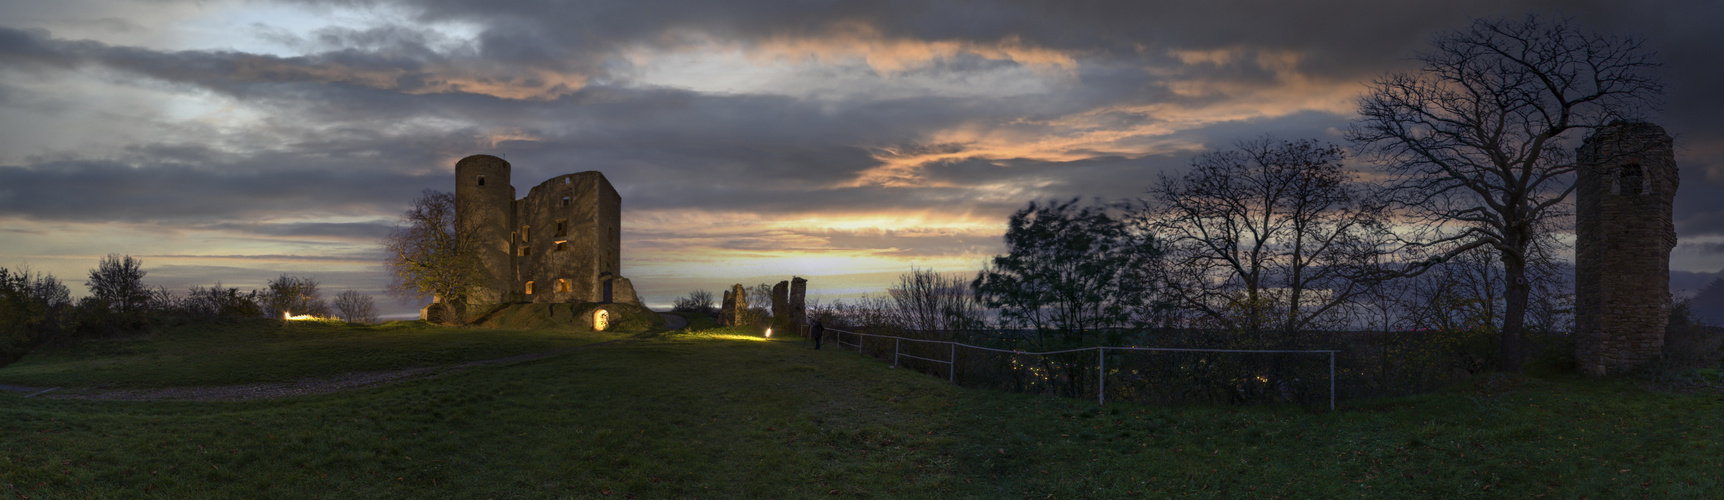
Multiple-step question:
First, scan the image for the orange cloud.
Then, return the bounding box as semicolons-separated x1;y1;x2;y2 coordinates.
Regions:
225;55;586;100
848;47;1362;187
743;21;1080;77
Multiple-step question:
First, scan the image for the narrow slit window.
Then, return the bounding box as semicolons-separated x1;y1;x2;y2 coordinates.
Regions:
561;196;571;207
477;175;485;186
555;219;567;237
555;240;568;252
521;225;530;242
556;279;571;293
1617;163;1645;195
524;281;534;295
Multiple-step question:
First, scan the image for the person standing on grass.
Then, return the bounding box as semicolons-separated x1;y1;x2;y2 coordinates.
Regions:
810;319;826;350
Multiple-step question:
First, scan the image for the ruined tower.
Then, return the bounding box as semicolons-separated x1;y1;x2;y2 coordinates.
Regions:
455;155;516;305
1574;121;1678;376
442;154;638;319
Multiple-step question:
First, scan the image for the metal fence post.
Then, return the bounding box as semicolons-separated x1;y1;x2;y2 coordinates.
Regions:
1097;347;1106;406
894;338;900;368
949;343;956;383
1329;351;1336;411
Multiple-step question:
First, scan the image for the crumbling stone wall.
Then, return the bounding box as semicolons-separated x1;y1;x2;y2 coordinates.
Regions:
720;284;746;326
790;277;807;336
1575;121;1678;376
450;154;638;312
771;281;789;334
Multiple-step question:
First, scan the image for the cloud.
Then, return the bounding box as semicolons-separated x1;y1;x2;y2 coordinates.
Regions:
0;159;435;223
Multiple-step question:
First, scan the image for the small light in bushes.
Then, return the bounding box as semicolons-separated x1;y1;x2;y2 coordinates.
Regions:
765;328;772;338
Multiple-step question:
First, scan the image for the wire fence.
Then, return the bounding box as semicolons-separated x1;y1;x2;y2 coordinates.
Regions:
826;327;1339;410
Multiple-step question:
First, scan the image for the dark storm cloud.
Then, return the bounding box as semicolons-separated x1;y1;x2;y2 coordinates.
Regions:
3;0;1722;276
198;222;398;241
0;159;436;223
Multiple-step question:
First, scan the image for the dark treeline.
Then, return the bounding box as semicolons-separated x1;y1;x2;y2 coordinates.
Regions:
0;254;380;365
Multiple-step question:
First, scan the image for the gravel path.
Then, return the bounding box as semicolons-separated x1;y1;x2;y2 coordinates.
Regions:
0;339;628;402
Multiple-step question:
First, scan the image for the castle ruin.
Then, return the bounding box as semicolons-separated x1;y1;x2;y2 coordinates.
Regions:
1574;121;1678;376
449;154;641;314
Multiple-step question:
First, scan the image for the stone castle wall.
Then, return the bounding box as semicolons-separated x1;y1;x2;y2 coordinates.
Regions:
451;154;636;313
1574;122;1678;375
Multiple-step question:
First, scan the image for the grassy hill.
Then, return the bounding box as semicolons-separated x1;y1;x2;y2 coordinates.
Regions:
2;318;1722;497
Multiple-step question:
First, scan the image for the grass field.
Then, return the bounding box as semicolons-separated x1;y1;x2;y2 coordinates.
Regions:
3;318;1723;498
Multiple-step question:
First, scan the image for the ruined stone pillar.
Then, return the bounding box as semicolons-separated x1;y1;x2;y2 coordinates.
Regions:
790;277;807;337
771;281;790;334
717;287;737;325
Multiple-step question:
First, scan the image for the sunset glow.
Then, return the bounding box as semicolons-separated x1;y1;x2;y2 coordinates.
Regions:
2;1;1722;316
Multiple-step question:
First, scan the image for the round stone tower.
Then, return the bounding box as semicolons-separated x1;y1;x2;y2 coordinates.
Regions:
1574;121;1678;376
455;154;515;306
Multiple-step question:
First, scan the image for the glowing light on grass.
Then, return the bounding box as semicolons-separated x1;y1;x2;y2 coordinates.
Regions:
695;333;769;342
765;328;773;337
284;311;319;321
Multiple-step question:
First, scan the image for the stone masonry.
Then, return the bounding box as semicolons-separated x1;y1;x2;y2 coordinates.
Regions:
447;154;641;316
771;281;789;334
1574;121;1678;376
790;277;807;336
720;283;747;326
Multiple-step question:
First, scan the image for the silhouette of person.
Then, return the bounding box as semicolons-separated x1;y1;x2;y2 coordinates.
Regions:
810;319;826;350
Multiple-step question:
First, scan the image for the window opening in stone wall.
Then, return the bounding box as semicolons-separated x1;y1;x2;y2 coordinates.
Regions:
1617;163;1644;195
525;281;534;295
477;175;485;186
561;196;571;207
519;245;529;256
521;225;529;242
555;240;568;252
556;279;570;293
555;219;567;237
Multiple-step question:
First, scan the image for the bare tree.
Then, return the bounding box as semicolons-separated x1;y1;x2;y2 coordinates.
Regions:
888;266;985;340
333;290;379;324
1141;138;1388;345
383;190;482;323
1348;14;1661;371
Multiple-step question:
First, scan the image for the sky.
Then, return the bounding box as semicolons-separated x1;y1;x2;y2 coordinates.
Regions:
2;0;1723;317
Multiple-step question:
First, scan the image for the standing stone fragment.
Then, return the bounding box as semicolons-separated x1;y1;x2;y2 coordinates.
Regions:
790;276;808;336
771;280;790;334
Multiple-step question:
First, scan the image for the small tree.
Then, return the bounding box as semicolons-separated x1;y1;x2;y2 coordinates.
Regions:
84;254;152;328
333;290;380;324
972;198;1165;348
86;254;150;316
264;274;329;319
383;190;483;323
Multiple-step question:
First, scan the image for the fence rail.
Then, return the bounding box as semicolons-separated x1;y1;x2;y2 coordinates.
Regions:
826;327;1339;410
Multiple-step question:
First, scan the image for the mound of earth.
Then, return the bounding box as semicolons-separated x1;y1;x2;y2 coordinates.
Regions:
466;302;665;332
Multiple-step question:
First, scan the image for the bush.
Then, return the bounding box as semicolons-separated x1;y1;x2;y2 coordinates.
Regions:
1662;296;1723;370
672;290;717;316
0;267;72;365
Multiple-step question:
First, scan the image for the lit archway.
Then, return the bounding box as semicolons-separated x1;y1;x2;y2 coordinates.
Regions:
593;309;610;331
